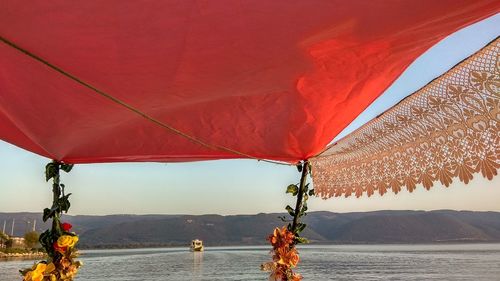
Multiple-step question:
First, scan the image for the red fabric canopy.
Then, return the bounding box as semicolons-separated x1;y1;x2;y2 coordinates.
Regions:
1;1;498;163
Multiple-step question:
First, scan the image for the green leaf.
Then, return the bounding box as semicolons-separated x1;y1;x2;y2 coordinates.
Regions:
308;189;315;196
296;223;306;233
285;205;295;217
296;164;302;173
58;193;72;213
45;162;57;182
278;216;288;222
39;229;53;254
299;203;308;217
295;236;309;244
60;164;74;173
43;208;55;222
20;268;31;275
286;184;298;196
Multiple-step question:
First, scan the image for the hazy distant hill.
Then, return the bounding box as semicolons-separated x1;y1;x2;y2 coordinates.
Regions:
1;211;499;248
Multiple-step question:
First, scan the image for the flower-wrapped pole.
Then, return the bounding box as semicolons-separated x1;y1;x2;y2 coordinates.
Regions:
262;161;313;281
291;161;310;233
20;161;82;281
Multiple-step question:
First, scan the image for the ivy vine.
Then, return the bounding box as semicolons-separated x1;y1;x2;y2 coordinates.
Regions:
39;161;74;259
279;161;313;245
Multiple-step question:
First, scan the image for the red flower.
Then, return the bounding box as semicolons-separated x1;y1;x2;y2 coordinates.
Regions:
61;222;72;232
53;241;67;253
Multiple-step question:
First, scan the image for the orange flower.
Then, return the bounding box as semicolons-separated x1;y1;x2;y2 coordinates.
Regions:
269;268;285;281
263;225;302;281
268;226;294;248
276;247;300;267
291;273;303;281
60;257;72;269
288;249;300;268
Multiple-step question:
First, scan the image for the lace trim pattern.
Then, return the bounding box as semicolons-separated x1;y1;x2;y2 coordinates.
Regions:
310;38;499;199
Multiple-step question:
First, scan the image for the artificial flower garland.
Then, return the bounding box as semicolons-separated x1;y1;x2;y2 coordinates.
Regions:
20;161;82;281
261;226;302;281
262;162;312;281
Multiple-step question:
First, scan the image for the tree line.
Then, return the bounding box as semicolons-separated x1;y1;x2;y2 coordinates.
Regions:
0;230;40;249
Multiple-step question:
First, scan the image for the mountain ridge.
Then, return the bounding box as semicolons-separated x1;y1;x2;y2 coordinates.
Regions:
1;210;499;248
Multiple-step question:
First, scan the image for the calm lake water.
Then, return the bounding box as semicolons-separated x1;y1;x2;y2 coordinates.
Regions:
1;244;500;280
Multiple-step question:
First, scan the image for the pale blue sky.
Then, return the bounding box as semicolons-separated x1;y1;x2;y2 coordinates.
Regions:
1;15;499;215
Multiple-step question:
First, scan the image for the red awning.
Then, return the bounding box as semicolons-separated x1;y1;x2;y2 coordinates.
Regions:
1;1;498;164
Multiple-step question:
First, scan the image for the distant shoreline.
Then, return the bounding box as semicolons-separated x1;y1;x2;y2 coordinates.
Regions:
3;242;500;261
77;240;500;251
0;251;46;261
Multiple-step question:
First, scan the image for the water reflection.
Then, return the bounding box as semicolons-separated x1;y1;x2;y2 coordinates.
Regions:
1;245;500;280
192;251;203;280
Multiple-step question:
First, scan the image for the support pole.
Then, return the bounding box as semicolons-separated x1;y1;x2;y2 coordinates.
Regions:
290;161;309;233
262;160;311;281
51;161;62;236
20;160;81;281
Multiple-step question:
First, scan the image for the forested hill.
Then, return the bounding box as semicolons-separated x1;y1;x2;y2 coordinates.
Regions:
1;210;499;248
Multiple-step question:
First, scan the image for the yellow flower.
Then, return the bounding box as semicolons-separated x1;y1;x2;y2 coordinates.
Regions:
45;263;56;274
23;263;46;281
57;235;79;248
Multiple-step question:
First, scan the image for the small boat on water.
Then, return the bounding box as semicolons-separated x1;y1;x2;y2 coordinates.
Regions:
190;239;204;252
